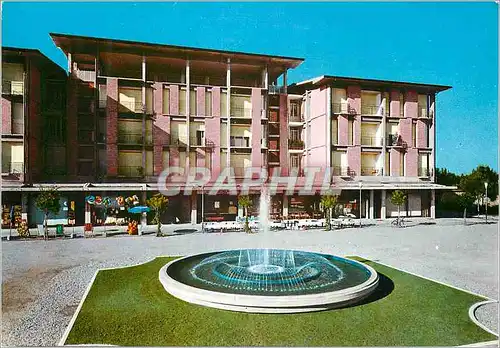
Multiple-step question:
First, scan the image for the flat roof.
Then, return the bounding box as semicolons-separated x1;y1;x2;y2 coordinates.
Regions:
290;75;452;93
50;32;304;69
2;46;67;76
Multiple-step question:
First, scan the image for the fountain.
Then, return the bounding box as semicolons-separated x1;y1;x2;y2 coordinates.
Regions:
159;189;379;313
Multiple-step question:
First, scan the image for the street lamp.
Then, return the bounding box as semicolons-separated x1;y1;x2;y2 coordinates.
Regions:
201;185;205;232
359;181;362;228
484;182;488;223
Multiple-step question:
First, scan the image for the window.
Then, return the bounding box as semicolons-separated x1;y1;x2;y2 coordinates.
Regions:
290;128;300;141
12;103;23;134
196;130;205;146
348;120;354;145
179;89;187;115
418;94;428;117
163;87;170;114
190;89;197;116
221;90;228;117
290;101;300;121
331;118;338;145
399;92;405;117
205;90;212;116
400;152;405;176
290;154;300;169
412;122;417;147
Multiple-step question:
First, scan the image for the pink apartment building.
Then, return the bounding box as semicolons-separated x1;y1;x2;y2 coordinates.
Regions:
1;33;451;227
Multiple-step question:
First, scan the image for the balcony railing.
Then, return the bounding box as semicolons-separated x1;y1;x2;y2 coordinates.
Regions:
118;133;153;145
361;104;384;116
418;107;434;118
2;80;24;96
230;136;250;148
332;102;351;114
119;100;144;113
230;106;252;118
118;166;145;177
289;113;303;123
361;136;383;146
386;134;407;148
190;137;215;147
2;161;24;174
288;139;304;150
418;168;431;177
361;167;382;176
268;85;285;95
332;166;354;177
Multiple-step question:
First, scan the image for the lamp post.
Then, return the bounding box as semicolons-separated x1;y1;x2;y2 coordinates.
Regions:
201;185;205;232
359;181;362;228
484;182;488;223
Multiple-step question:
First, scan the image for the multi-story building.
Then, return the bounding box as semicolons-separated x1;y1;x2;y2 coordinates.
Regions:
1;47;66;226
287;76;451;220
1;33;452;227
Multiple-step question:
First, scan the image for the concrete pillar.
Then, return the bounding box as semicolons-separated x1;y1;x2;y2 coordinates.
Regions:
238;205;244;218
191;191;197;224
142;56;147;172
282;195;289;218
283;69;287;93
369;190;374;219
430;189;436;219
21;193;28;222
381;189;386;220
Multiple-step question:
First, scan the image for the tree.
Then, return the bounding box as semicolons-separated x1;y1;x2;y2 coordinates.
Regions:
435;168;461;187
390;190;406;227
456;192;475;225
146;193;169;237
459;165;498;213
238;195;252;233
35;186;61;240
321;193;338;231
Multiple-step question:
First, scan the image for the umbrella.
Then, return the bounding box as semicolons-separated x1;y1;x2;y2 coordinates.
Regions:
127;206;151;214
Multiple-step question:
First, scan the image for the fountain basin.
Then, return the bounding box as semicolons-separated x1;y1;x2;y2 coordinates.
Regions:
159;249;379;313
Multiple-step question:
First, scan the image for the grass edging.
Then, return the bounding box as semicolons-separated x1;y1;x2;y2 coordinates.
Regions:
60;255;498;346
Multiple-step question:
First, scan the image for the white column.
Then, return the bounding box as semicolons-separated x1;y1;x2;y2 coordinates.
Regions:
191;190;197;224
430;189;436;219
282;195;289;218
283;69;288;93
326;87;332;168
381;189;386;220
21;194;28;222
369;190;374;219
142;56;147;171
238;206;244;218
263;66;269;89
186;59;191;151
226;58;231;167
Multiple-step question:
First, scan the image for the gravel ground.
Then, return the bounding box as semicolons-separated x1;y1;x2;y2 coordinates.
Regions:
2;218;498;346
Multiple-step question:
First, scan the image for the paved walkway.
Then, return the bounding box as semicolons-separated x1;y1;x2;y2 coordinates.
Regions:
2;218;498;346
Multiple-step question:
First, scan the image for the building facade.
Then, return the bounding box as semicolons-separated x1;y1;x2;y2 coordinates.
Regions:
1;47;66;226
1;34;451;227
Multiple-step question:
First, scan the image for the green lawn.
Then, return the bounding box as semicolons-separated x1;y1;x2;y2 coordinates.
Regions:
64;256;497;346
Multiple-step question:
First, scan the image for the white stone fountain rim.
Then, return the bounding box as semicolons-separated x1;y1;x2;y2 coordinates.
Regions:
159;249;379;312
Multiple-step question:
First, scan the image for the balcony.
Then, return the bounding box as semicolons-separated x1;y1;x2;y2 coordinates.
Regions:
118;133;153;145
332;102;351;115
233;167;250;177
2;80;24;96
230;105;252;119
2;161;24;175
386;134;407;149
230;136;250;148
332;166;354;177
361;104;384;116
289;113;303;123
361;136;383;147
361;167;382;176
118;166;145;177
418;168;432;177
119;100;144;114
288;139;304;150
268;85;285;95
190;137;215;148
418;107;433;118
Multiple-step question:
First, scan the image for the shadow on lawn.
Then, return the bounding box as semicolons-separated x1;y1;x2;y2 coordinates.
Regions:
349;272;395;307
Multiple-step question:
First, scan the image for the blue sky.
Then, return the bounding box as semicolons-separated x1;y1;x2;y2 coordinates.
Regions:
2;2;498;174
